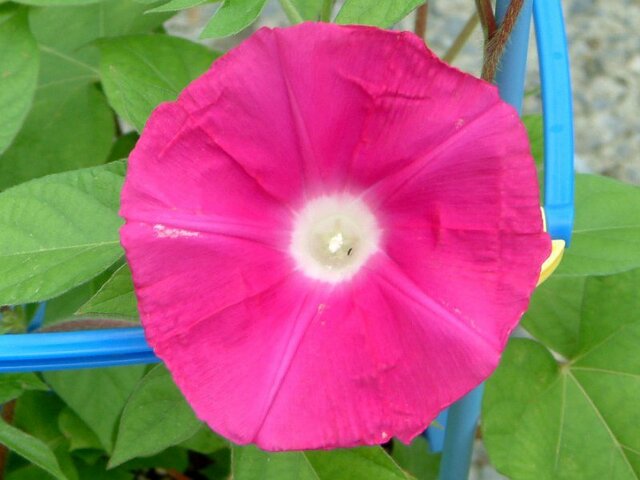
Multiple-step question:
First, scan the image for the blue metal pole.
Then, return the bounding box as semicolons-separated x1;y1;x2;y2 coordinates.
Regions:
0;328;158;372
438;1;532;479
534;0;575;244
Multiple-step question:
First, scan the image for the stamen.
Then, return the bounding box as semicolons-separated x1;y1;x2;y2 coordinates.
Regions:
290;195;381;283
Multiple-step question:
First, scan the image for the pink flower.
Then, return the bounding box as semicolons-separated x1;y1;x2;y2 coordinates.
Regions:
120;22;550;451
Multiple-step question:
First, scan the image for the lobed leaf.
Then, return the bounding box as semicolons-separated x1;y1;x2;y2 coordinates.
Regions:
484;269;640;479
554;174;640;277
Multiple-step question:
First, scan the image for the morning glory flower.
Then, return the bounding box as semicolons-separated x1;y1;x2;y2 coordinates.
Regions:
120;22;550;451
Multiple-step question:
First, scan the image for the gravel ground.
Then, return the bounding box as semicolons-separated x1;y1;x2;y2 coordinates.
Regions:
165;2;639;478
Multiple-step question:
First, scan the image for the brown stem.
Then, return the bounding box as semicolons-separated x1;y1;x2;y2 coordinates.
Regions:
414;2;429;40
442;11;480;63
166;469;192;480
475;0;497;40
0;401;17;480
481;0;524;81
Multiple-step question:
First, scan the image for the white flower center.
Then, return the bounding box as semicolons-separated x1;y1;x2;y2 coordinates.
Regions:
290;195;381;283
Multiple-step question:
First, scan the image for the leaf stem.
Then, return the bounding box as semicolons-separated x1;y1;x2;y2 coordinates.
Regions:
414;2;429;39
442;11;479;63
320;0;334;22
278;0;304;24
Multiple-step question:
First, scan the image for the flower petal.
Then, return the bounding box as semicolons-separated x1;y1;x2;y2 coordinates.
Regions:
122;102;292;234
365;101;550;345
121;222;293;345
154;265;497;450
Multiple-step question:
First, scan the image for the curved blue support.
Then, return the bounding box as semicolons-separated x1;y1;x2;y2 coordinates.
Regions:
439;1;533;478
439;1;574;478
534;0;575;244
0;328;158;372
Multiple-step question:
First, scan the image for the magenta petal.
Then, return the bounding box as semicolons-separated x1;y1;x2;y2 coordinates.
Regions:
156;266;497;450
121;22;551;451
122;102;291;231
121;222;294;345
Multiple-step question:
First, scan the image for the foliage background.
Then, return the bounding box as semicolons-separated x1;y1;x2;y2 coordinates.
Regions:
0;1;639;479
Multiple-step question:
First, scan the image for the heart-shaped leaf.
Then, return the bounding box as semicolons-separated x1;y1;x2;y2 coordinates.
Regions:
483;269;640;479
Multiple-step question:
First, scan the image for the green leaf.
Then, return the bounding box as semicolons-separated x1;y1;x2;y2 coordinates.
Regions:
77;264;139;320
43;365;146;452
179;425;228;454
0;83;114;190
98;34;217;130
109;365;202;467
523;114;543;167
0;0;173;188
201;0;268;39
0;417;69;480
483;269;640;479
107;132;139;162
391;437;440;480
0;373;48;404
0;162;126;305
29;0;172;56
73;460;131;480
335;0;422;27
286;0;325;20
522;275;585;358
39;268;116;328
233;445;413;479
14;0;100;5
58;407;103;452
13;391;66;443
119;446;189;472
147;0;209;13
0;6;39;155
553;175;640;277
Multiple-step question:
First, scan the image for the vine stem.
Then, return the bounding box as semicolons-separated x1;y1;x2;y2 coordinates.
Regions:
475;0;497;40
0;401;17;480
414;2;429;39
442;11;480;63
481;0;525;80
